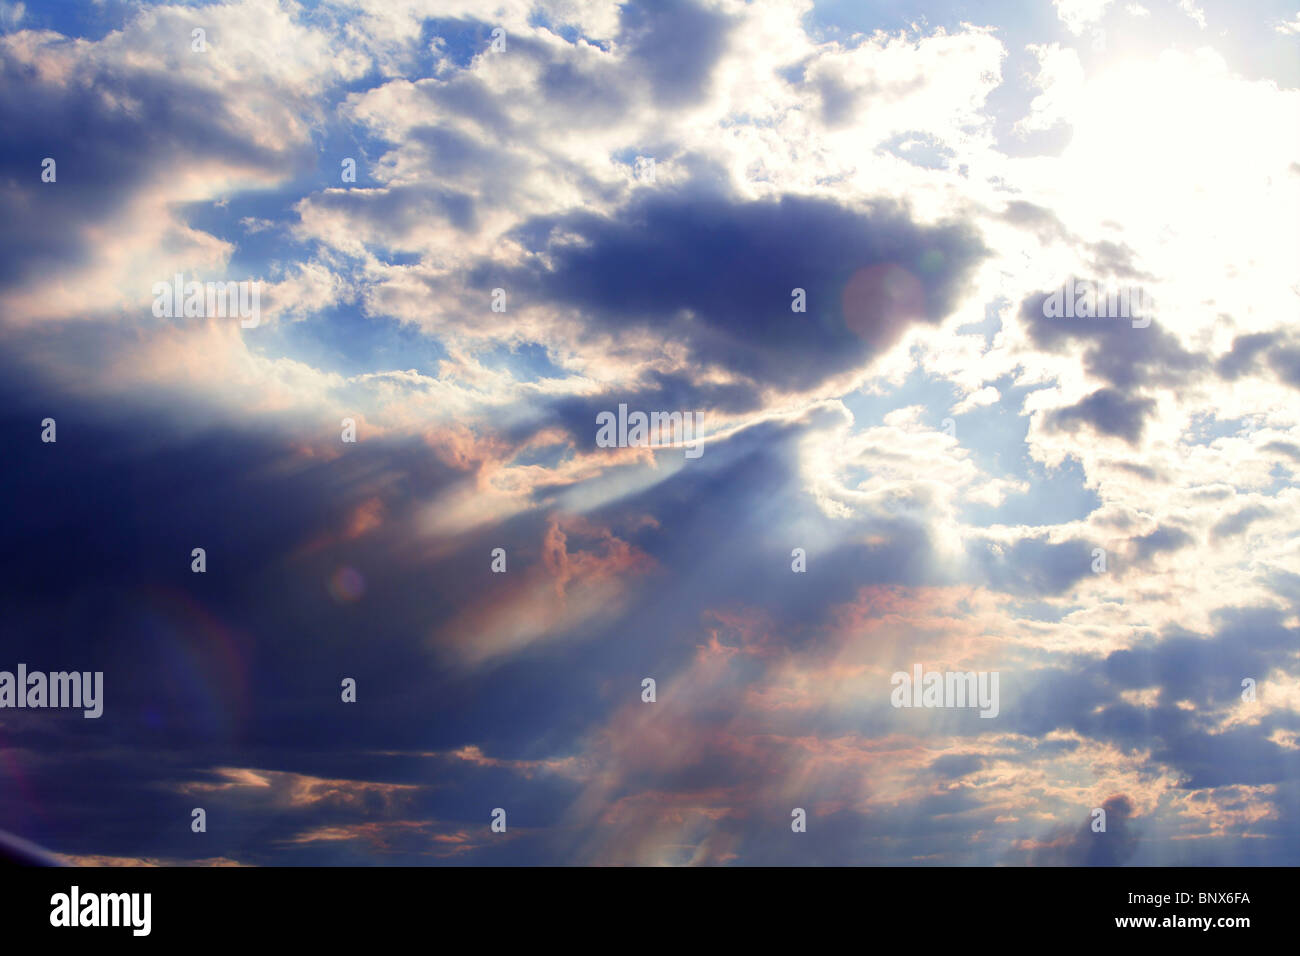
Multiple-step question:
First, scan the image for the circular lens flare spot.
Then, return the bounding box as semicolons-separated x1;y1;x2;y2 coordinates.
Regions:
329;566;365;603
840;263;926;348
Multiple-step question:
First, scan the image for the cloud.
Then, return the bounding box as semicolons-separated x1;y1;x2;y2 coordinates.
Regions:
1045;388;1157;444
1;0;1297;868
1020;286;1201;390
1210;504;1270;542
497;191;986;392
1008;795;1138;865
1131;525;1194;563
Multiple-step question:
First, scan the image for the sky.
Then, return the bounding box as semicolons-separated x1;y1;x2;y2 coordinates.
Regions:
0;0;1298;866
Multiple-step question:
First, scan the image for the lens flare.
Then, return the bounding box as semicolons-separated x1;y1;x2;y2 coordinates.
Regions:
328;566;365;603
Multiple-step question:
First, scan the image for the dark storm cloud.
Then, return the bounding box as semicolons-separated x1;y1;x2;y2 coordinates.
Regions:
0;364;459;714
493;190;987;392
968;536;1096;597
1215;328;1300;388
4;1;1295;869
420;0;732;133
1215;331;1278;379
536;56;632;120
2;740;584;865
0;40;306;289
1020;284;1203;390
1006;795;1138;866
0;362;948;863
1268;341;1300;387
1100;608;1294;707
1045;388;1156;444
617;0;734;107
1004;608;1300;796
3;359;1294;863
0;363;609;861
